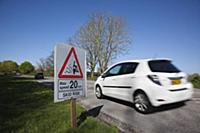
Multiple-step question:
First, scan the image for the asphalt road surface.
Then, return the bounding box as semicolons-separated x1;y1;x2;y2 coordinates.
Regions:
80;81;200;133
35;77;200;133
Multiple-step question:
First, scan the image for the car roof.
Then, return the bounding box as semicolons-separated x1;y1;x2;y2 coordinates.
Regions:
115;58;171;64
104;58;172;72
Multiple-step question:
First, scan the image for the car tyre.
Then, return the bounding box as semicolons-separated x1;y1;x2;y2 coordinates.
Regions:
134;92;153;114
95;85;103;99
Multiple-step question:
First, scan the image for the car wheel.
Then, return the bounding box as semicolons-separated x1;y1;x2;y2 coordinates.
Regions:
95;85;103;99
134;92;153;114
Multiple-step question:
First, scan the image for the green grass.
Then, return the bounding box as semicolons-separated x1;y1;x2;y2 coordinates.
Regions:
0;76;118;133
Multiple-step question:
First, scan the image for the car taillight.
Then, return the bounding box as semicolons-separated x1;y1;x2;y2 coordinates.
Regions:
147;75;162;86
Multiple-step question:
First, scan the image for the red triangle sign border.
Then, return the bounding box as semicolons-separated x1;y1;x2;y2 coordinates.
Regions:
58;47;83;78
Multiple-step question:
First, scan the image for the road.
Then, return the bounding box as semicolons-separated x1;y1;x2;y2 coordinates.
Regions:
80;81;200;133
35;77;200;133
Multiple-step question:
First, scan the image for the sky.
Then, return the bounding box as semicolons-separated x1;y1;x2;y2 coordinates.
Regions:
0;0;199;73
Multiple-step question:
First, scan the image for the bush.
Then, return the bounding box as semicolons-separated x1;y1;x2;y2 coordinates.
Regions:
19;61;34;74
188;73;200;89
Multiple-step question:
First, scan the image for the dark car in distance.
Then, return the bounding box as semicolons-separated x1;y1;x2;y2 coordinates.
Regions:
35;73;44;79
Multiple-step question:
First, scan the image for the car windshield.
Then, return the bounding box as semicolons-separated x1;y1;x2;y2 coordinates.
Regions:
148;60;181;73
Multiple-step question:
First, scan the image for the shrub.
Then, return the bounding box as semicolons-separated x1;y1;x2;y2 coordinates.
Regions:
188;73;200;89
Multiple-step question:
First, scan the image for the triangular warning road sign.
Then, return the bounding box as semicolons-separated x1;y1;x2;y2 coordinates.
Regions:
58;47;83;78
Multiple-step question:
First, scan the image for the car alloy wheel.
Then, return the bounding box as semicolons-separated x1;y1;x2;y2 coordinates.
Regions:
134;93;152;113
95;86;102;99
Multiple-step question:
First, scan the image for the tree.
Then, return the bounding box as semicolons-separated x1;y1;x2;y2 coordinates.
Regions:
0;62;3;73
19;61;34;74
36;51;54;76
45;51;54;76
188;73;200;88
0;60;18;74
36;58;47;72
74;13;131;77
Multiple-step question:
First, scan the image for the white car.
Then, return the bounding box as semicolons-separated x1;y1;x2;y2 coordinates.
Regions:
94;58;193;113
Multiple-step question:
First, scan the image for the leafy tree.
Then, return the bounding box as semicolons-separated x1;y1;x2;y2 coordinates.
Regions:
188;73;200;89
0;60;18;74
19;61;34;74
74;13;131;78
0;62;2;72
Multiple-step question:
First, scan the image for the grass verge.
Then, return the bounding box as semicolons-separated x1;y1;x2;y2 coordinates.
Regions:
0;76;118;133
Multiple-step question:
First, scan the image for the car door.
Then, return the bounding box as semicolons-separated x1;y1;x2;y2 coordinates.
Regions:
102;62;138;101
101;64;123;98
110;62;139;101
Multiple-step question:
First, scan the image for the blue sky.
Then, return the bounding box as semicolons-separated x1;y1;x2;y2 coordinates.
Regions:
0;0;199;73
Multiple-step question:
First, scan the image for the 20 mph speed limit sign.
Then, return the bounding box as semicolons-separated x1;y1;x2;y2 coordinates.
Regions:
54;44;86;102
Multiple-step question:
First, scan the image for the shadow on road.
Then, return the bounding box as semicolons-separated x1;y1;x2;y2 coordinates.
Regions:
103;96;186;114
153;102;186;113
104;96;134;108
77;105;104;126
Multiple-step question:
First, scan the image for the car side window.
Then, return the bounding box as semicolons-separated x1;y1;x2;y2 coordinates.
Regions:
107;64;122;77
120;63;138;75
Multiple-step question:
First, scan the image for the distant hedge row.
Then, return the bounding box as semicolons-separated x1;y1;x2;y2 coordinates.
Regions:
188;73;200;89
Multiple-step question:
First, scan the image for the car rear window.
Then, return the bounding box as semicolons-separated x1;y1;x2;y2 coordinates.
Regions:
148;60;181;73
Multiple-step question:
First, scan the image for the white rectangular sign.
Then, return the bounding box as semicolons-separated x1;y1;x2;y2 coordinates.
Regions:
54;44;86;102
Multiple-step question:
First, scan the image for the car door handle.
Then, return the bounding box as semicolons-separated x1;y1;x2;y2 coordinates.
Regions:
131;76;136;79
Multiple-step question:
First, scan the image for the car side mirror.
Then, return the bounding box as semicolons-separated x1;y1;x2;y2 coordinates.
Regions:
101;73;107;78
